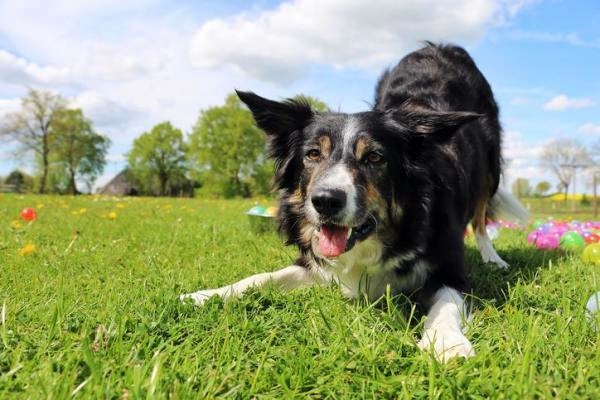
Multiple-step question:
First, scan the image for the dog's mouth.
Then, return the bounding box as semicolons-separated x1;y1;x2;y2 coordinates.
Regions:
316;216;377;258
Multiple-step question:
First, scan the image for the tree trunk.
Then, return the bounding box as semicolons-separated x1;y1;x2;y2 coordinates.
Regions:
159;173;168;196
40;149;48;194
68;166;77;195
563;183;569;202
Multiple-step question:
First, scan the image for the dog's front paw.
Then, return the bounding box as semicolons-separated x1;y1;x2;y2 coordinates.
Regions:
180;289;223;306
487;255;509;269
418;328;475;362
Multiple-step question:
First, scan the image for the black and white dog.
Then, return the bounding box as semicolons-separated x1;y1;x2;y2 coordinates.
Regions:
182;43;527;361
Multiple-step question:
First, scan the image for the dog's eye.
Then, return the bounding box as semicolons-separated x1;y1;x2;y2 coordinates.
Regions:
306;149;321;161
365;152;383;164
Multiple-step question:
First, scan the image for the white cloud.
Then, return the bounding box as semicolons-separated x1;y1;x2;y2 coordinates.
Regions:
189;0;527;83
543;95;595;111
503;131;545;163
506;30;600;48
501;130;551;186
106;154;126;163
502;0;540;17
71;91;144;129
578;123;600;136
0;49;70;86
0;97;21;117
71;43;165;82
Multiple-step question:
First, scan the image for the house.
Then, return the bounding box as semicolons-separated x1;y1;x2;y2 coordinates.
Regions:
99;169;139;196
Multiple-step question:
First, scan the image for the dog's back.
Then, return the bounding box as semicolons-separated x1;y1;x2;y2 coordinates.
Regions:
375;43;502;234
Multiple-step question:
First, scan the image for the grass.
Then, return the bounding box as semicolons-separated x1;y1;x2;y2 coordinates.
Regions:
0;193;599;398
520;196;598;216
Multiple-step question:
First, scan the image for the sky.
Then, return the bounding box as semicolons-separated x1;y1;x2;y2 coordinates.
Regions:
0;0;599;192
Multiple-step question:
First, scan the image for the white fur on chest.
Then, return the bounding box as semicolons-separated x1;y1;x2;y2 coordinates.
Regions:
312;238;429;300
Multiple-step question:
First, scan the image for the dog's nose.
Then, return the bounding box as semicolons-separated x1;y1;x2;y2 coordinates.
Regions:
311;189;347;216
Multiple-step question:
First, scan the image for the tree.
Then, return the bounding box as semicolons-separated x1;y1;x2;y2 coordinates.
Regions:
189;93;329;197
188;94;266;197
0;89;66;193
49;109;110;194
293;94;329;112
512;177;532;198
4;170;34;193
128;122;187;196
533;181;551;197
541;139;590;201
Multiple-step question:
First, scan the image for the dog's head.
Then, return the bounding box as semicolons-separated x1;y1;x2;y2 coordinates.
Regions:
237;91;480;260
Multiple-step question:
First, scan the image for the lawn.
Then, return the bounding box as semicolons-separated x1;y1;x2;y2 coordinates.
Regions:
1;193;599;398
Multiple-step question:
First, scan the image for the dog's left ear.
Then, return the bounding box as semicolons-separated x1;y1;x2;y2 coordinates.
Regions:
236;90;314;191
236;90;313;138
391;102;483;135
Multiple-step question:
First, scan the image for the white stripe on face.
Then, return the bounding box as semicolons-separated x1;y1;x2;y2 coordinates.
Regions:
315;164;357;225
341;116;360;157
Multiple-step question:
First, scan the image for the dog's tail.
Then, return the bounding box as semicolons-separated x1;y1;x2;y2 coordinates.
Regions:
489;187;529;225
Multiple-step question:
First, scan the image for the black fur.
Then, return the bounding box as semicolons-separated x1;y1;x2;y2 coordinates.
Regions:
237;43;502;307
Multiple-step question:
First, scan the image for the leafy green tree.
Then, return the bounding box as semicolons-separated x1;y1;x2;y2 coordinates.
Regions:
128;122;187;196
4;170;34;193
189;93;329;198
189;94;266;198
512;177;532;198
533;181;551;197
0;89;66;193
293;94;329;112
49;109;110;194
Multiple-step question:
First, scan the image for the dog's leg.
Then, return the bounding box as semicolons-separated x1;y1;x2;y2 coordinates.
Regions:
180;265;318;306
417;286;474;362
475;186;528;268
475;228;509;268
472;195;509;269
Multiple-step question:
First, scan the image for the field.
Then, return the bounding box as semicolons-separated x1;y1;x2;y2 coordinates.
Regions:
1;193;599;398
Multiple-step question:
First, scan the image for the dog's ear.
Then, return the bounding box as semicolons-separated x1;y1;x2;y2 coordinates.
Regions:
236;90;314;138
236;90;314;191
391;101;482;135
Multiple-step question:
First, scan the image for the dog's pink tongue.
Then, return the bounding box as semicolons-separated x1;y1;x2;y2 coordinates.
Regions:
319;226;349;258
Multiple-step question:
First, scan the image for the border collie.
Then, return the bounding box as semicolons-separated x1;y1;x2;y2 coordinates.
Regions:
182;43;527;361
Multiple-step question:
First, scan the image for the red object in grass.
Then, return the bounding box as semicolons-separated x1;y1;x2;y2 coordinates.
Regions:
20;207;37;222
584;233;600;244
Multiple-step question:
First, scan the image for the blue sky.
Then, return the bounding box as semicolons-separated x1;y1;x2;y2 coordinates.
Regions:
1;0;599;191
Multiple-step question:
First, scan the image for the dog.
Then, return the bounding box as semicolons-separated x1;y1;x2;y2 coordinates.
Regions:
181;43;527;362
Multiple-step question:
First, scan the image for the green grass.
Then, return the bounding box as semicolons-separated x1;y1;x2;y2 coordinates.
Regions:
1;193;599;398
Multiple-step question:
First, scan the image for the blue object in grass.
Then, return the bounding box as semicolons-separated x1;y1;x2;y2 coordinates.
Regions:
247;205;266;215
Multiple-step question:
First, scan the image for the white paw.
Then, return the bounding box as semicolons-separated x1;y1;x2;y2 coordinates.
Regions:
418;328;475;362
180;288;223;306
487;255;509;269
480;250;509;269
476;232;509;269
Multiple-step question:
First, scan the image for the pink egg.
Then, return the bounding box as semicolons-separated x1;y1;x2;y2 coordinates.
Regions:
527;231;540;244
535;234;560;250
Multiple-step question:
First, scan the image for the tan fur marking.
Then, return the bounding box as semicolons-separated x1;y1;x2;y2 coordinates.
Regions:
289;187;303;207
355;137;369;159
472;197;488;235
319;135;331;157
298;219;314;248
365;182;386;218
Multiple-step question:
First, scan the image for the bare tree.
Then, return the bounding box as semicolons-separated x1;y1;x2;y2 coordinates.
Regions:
540;139;591;201
1;89;66;193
